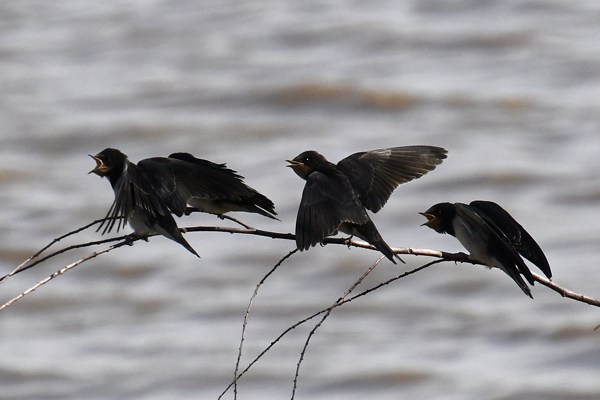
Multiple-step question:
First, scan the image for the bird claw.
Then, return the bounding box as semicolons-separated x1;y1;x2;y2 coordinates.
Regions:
452;252;469;263
343;236;354;248
125;233;147;246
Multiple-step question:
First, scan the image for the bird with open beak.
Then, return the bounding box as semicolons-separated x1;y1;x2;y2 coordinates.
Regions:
420;201;551;298
90;148;199;256
90;148;278;257
287;145;448;263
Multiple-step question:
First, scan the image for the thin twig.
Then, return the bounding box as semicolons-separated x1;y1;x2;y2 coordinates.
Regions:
1;235;130;283
218;214;254;230
218;259;443;399
184;208;255;229
0;240;131;311
3;223;598;313
0;219;126;284
291;256;384;400
1;219;596;399
233;249;298;400
532;272;600;306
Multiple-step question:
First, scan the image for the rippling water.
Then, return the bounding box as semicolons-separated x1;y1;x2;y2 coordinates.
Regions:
1;1;600;399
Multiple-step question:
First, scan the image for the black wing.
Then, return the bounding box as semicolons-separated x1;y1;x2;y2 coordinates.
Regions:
470;200;551;279
99;160;171;234
296;171;369;251
135;154;269;218
169;153;276;217
337;146;447;213
135;157;194;217
454;203;534;297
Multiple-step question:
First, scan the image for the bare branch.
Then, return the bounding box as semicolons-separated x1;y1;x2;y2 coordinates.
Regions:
218;259;444;399
532;273;600;307
2;235;130;283
3;218;596;400
184;207;255;229
2;221;598;315
233;249;298;400
0;239;131;311
292;256;384;400
1;219;102;283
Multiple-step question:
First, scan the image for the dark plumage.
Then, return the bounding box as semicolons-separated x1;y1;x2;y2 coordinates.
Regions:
287;146;448;263
89;148;278;256
168;152;277;220
469;200;551;279
420;201;551;298
89;148;199;256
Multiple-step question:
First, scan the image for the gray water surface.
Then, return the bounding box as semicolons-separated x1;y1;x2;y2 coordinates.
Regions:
1;1;599;399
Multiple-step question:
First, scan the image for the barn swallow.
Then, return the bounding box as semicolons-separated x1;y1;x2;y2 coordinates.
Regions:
287;146;448;263
168;152;277;220
89;148;199;257
420;201;550;298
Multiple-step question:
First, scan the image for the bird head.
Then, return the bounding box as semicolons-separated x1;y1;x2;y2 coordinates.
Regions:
89;148;127;178
419;202;455;234
286;150;327;180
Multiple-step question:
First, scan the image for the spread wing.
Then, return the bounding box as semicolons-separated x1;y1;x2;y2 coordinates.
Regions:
336;146;447;213
470;200;551;279
296;172;369;250
98;161;171;234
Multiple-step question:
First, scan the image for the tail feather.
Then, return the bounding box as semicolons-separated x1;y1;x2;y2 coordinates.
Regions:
248;192;278;219
240;200;279;220
155;214;200;257
499;264;532;299
353;221;404;264
175;234;200;258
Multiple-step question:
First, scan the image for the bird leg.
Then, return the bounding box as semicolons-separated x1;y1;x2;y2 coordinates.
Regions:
126;233;148;246
217;214;253;229
331;228;354;248
342;235;354;248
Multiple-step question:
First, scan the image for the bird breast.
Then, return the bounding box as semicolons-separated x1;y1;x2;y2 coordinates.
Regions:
452;218;497;267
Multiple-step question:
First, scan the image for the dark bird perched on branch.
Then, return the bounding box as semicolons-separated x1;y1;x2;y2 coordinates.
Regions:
89;148;278;257
420;201;551;298
287;146;448;263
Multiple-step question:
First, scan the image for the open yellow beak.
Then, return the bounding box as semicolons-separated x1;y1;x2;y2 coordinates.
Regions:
419;212;436;227
88;154;106;175
286;159;303;168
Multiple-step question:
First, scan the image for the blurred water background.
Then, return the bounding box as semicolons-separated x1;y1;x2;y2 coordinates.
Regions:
1;1;599;399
